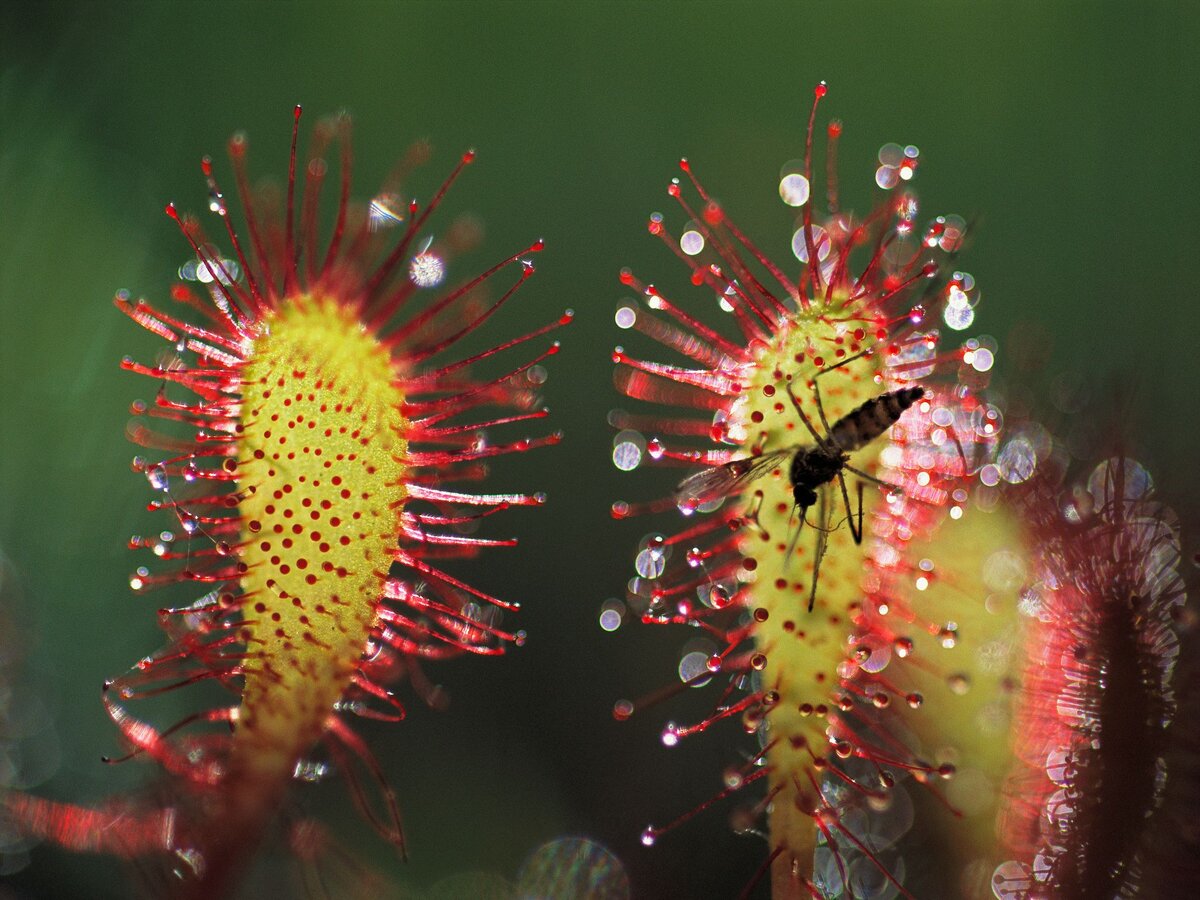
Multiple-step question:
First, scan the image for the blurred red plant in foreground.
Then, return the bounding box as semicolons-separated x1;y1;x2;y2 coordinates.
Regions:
994;450;1190;898
3;107;566;897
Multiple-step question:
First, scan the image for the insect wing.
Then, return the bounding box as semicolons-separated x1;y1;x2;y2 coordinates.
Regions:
674;450;791;511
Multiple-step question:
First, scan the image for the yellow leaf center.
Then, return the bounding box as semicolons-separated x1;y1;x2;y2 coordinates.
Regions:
232;296;407;776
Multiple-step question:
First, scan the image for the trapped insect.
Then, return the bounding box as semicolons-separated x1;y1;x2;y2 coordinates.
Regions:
676;353;924;611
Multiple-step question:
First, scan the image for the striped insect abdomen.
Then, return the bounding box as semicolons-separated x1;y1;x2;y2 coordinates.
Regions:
828;386;924;452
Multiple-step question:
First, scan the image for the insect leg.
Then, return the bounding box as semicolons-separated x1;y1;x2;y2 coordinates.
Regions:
811;376;834;436
808;488;830;612
784;379;827;444
855;480;864;541
808;347;884;436
836;472;864;545
802;510;836;533
843;463;903;494
812;346;876;379
945;422;983;477
783;504;806;571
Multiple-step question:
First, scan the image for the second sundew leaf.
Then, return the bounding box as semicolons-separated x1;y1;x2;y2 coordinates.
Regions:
611;85;1019;900
235;295;408;778
855;469;1026;898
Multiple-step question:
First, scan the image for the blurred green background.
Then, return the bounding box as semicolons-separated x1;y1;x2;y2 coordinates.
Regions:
1;2;1197;897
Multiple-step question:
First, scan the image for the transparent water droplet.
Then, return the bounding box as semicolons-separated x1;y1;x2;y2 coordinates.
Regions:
997;436;1036;484
409;252;446;288
878;142;905;167
779;173;811;207
875;165;900;190
598;600;625;633
991;858;1033;898
612;440;643;472
679;228;705;256
1088;456;1153;511
368;192;405;230
944;303;975;330
792;224;831;264
634;546;666;580
1045;746;1074;787
146;464;169;492
129;573;146;591
678;650;712;687
293;760;330;783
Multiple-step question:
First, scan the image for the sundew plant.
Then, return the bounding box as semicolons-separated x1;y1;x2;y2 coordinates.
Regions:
994;452;1187;899
602;84;1194;899
3;108;566;897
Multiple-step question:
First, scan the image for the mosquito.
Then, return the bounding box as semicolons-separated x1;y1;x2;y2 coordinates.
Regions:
675;350;923;611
